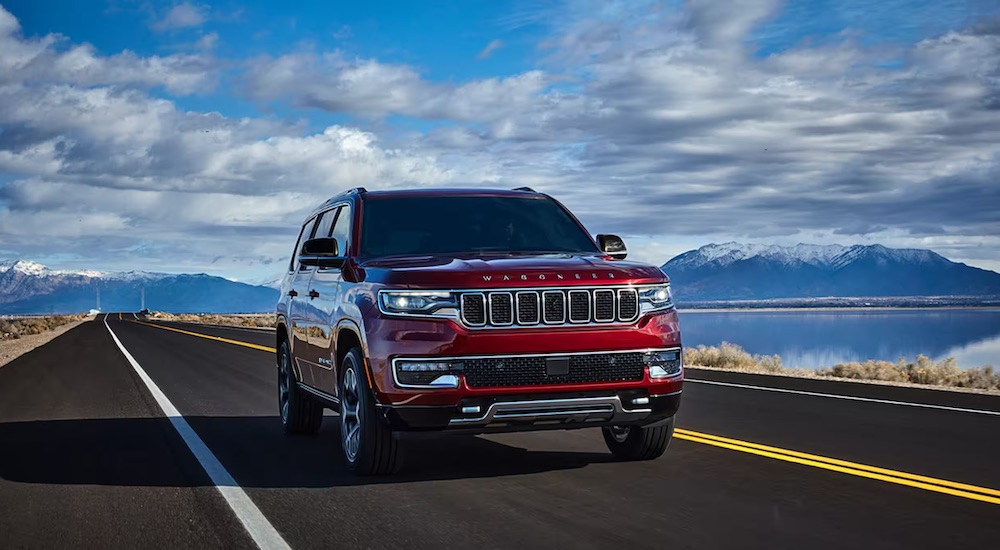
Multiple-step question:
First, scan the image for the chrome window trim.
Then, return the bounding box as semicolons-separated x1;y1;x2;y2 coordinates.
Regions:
541;290;566;325
567;289;591;324
515;291;541;325
460;293;487;327
593;288;616;323
488;292;514;326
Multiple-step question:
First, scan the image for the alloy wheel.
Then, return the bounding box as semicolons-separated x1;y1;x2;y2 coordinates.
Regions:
609;425;631;443
341;365;362;462
278;347;291;424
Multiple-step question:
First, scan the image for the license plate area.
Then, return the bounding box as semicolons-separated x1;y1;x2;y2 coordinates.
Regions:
545;357;570;376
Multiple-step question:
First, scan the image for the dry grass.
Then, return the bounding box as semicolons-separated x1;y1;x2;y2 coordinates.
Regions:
684;342;1000;392
148;311;274;329
0;314;88;340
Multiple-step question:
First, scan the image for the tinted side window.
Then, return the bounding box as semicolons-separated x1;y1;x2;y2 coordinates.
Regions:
289;217;317;272
313;209;335;242
330;206;351;254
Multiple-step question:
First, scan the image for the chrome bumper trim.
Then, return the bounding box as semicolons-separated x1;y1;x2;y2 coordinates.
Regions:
448;395;651;427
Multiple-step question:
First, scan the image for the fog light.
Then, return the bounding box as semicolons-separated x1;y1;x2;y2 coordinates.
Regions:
394;360;463;388
644;350;682;379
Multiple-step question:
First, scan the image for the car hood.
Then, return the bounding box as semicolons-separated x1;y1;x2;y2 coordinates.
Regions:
357;253;667;288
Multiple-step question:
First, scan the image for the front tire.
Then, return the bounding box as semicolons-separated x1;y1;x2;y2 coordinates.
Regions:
339;347;401;475
602;417;674;461
278;340;322;435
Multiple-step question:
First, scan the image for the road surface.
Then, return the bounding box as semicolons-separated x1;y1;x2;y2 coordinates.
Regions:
1;313;998;549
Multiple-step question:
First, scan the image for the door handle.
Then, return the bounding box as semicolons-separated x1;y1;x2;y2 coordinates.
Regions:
288;289;298;297
308;290;320;299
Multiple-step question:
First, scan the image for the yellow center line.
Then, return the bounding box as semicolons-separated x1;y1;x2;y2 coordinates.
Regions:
674;429;1000;505
675;428;1000;498
124;320;1000;506
132;320;276;353
118;312;122;321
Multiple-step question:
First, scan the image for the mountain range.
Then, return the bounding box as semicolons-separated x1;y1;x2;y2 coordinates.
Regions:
5;242;999;313
0;260;278;314
662;243;1000;302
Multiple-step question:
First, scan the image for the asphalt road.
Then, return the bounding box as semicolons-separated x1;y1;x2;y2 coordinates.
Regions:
2;314;999;549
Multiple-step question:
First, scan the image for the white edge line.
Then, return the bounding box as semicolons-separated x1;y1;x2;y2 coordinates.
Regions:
103;314;290;550
686;378;1000;417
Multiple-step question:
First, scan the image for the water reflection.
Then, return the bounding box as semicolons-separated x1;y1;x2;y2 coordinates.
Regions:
678;309;1000;370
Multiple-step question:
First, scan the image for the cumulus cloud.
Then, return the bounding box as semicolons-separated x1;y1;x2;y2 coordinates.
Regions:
152;2;208;32
1;1;999;277
0;6;216;94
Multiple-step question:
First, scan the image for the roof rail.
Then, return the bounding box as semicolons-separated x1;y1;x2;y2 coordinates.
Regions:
512;186;536;192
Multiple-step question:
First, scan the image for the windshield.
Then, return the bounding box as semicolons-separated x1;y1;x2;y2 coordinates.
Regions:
360;196;600;258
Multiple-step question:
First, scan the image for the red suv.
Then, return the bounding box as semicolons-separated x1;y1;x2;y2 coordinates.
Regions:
276;187;682;475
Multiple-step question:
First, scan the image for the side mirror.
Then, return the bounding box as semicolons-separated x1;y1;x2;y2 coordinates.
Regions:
299;238;346;269
597;234;627;260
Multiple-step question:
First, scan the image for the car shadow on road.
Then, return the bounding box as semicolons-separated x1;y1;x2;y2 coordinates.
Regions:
0;416;614;488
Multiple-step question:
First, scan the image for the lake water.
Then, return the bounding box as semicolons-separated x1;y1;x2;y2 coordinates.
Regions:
678;309;1000;370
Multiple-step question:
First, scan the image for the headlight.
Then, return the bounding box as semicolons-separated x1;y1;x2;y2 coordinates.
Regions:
378;291;459;317
637;284;674;313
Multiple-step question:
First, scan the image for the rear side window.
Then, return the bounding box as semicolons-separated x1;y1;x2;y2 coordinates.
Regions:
312;209;336;242
330;205;351;254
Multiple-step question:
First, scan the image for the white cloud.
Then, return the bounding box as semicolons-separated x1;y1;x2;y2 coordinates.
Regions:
1;2;1000;277
476;39;504;60
0;6;216;95
152;2;208;32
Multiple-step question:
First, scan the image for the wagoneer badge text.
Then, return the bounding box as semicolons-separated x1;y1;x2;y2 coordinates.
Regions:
483;273;616;281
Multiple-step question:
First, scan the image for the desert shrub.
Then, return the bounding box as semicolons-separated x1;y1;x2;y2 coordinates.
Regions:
687;343;998;392
820;359;909;382
684;342;758;370
0;314;85;340
954;365;1000;390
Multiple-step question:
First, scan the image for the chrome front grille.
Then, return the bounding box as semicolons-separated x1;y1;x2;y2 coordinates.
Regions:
460;287;640;329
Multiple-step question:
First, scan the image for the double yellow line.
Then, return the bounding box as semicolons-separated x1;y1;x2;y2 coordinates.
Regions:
129;318;1000;506
675;428;1000;505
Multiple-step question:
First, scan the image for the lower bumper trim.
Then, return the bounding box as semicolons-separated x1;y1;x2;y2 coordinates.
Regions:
380;391;681;433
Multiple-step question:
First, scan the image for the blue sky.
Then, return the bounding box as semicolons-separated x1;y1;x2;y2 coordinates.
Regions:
0;0;998;281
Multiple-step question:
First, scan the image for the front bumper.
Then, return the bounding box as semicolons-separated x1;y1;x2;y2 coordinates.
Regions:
380;390;681;434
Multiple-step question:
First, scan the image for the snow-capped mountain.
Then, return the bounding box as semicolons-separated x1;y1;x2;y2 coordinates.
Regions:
0;259;279;314
662;243;1000;302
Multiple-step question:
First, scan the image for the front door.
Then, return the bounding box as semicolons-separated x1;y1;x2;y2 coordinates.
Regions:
305;204;351;395
288;216;318;387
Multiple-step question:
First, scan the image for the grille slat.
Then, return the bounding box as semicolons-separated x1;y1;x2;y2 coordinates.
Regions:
516;292;540;325
461;287;641;329
568;290;590;323
461;294;486;326
463;352;645;387
543;291;565;324
594;290;615;322
618;289;638;321
489;293;513;325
